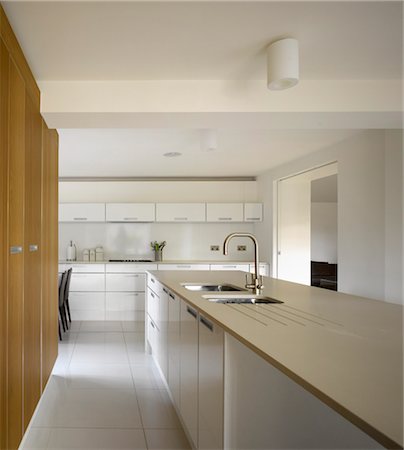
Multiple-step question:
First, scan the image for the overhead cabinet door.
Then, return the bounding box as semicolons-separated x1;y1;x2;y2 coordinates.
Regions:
206;203;243;222
59;203;105;222
244;203;263;222
156;203;206;222
106;203;155;222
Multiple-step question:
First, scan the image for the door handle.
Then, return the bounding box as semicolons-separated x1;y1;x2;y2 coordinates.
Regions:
10;246;23;254
186;306;197;319
29;244;39;252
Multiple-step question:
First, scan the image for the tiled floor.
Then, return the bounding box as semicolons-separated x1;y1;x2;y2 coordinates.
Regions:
21;321;191;450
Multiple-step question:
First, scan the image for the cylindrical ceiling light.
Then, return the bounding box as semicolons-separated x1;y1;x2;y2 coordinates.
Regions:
267;38;299;90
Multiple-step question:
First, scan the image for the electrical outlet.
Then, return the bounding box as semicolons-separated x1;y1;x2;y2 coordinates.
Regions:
210;245;220;251
237;245;247;251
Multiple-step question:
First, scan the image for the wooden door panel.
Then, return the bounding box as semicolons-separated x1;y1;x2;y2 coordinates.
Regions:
23;91;42;429
7;57;25;449
0;38;10;450
41;122;58;389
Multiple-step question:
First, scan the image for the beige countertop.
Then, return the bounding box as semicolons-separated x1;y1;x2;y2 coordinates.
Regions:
59;260;264;265
148;270;403;449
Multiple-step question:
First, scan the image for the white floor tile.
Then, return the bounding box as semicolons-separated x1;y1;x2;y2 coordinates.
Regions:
80;321;123;332
131;364;165;390
47;427;147;449
122;321;145;332
72;332;128;365
20;427;52;449
137;389;182;429
144;429;191;450
33;387;142;428
59;363;135;390
67;321;82;332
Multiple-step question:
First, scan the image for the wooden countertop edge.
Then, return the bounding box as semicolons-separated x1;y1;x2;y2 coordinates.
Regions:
154;275;403;450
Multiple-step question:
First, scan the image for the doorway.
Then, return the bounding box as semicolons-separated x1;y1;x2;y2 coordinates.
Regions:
276;162;338;287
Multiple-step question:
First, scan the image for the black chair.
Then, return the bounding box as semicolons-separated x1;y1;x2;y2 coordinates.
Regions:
59;271;69;336
58;274;63;340
64;268;73;324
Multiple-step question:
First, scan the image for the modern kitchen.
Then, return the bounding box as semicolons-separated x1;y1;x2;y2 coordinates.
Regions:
0;2;403;450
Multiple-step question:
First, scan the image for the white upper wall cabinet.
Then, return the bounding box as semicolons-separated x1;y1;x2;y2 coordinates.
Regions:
156;203;206;222
206;203;244;222
59;203;105;222
105;203;155;222
244;203;263;222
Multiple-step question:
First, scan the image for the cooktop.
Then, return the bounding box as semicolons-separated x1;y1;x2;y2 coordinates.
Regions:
109;259;153;263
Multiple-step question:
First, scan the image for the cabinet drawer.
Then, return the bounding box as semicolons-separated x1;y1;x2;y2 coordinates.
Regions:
147;274;162;293
59;203;105;222
64;264;105;273
156;203;206;222
106;292;145;311
70;273;105;292
206;203;243;222
157;264;210;271
106;203;155;222
106;273;146;292
244;203;263;222
69;292;105;311
147;315;159;354
106;263;157;273
210;264;250;272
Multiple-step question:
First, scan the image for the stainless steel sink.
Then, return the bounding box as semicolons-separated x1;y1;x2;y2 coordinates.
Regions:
202;294;283;304
182;283;245;292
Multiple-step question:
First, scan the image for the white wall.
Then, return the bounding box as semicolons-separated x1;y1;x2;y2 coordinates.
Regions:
59;180;258;262
59;222;255;262
255;130;403;304
311;203;338;264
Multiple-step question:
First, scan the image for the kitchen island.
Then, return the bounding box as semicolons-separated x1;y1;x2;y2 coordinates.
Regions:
146;270;403;450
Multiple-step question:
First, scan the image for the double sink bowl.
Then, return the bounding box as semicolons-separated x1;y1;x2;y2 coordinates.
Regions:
182;283;283;304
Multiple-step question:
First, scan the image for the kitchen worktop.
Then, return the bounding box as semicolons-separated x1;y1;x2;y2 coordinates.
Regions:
58;260;265;265
148;270;403;449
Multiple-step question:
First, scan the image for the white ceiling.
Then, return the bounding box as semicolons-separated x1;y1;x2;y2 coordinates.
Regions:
58;128;359;177
3;1;402;81
2;1;401;177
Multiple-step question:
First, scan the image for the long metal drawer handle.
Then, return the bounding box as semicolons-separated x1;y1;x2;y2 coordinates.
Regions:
177;265;191;268
150;321;155;329
218;217;232;220
150;278;155;283
246;217;260;220
200;315;213;332
124;217;138;220
174;217;188;220
150;292;155;298
186;306;197;319
169;293;175;300
29;244;39;252
163;288;168;293
10;246;23;254
73;217;87;221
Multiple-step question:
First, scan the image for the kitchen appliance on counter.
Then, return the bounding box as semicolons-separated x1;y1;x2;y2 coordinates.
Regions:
109;259;153;263
82;249;90;261
96;246;104;261
66;241;76;261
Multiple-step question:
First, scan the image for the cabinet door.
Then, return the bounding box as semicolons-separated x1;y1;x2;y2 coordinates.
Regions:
147;287;160;326
249;263;269;276
198;314;224;450
156;287;169;380
69;292;106;321
106;203;155;222
156;203;206;222
106;273;146;292
244;203;263;222
180;300;199;447
106;292;145;322
206;203;243;222
23;91;42;429
70;273;105;292
59;203;105;222
7;58;25;449
168;291;181;408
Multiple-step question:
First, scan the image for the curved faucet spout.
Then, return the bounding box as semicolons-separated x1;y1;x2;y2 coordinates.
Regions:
223;232;263;293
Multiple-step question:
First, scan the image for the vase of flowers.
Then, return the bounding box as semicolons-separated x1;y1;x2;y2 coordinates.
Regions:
151;240;166;261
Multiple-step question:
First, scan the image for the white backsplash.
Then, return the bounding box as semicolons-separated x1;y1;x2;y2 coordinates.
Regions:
59;222;256;262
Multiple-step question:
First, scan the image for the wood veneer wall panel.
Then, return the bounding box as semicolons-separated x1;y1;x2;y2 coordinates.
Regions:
41;122;59;389
0;5;40;109
23;92;42;429
7;57;25;449
0;39;10;450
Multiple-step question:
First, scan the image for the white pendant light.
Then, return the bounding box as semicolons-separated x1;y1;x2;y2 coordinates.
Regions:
267;38;299;90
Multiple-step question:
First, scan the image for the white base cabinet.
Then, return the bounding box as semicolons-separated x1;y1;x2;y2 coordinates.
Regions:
168;291;181;408
198;314;224;450
179;301;199;448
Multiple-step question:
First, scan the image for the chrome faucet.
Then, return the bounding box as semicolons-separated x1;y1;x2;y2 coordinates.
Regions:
223;232;264;294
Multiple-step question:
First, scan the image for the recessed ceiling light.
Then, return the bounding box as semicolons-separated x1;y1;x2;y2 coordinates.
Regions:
163;152;182;158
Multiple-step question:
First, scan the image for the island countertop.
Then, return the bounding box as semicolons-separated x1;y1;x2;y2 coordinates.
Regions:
148;270;403;449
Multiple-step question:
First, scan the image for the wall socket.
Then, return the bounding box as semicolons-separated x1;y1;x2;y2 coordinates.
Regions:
210;245;220;251
237;245;247;251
